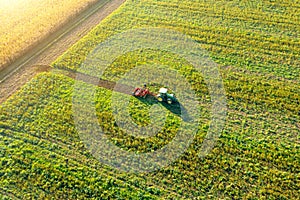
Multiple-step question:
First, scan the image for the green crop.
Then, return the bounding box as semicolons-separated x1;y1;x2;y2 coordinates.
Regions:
1;0;300;199
1;71;298;198
53;0;300;80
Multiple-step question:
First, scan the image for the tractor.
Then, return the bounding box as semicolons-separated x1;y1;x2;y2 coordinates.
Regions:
156;87;178;104
132;85;178;104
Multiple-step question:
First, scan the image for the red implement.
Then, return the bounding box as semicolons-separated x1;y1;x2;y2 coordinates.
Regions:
132;87;150;98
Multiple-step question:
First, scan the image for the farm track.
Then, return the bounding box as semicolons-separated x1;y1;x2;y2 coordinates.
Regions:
0;0;125;104
60;68;135;95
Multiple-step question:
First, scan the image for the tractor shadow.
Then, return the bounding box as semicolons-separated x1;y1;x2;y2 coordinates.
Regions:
134;96;193;122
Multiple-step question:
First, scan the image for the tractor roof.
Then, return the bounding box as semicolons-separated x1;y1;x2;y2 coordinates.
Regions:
159;88;168;93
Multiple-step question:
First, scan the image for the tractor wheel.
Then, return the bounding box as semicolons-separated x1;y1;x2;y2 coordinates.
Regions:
157;97;163;102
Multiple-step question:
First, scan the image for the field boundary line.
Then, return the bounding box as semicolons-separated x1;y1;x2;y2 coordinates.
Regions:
0;0;125;104
0;0;111;83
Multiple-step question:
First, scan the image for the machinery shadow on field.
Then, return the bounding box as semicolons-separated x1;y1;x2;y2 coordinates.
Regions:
134;96;193;122
62;69;193;122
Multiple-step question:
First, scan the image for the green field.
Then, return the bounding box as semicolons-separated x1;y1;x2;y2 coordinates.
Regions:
1;0;299;199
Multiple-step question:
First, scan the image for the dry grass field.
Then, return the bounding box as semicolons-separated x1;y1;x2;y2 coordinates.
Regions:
0;0;98;70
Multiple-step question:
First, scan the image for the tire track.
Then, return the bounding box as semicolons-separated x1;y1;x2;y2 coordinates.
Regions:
62;68;135;95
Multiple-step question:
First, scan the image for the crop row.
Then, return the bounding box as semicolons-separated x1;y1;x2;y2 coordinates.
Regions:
0;73;176;199
53;0;300;80
1;0;299;198
1;72;299;198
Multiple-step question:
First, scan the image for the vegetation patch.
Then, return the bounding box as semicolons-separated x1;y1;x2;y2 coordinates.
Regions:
1;0;299;198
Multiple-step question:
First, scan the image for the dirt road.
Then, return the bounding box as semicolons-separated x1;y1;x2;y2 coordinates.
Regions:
0;0;125;104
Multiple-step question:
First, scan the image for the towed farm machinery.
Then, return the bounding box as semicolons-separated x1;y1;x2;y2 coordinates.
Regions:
132;85;178;104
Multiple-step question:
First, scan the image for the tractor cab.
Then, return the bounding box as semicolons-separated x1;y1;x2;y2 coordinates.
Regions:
156;87;177;104
159;87;168;95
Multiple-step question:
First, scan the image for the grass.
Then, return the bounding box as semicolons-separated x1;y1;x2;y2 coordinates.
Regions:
0;0;98;69
0;0;299;198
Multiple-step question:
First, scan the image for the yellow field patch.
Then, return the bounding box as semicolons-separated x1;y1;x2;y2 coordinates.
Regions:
0;0;97;69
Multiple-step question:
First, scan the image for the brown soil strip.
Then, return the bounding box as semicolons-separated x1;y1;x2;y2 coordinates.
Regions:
0;0;125;104
65;69;134;95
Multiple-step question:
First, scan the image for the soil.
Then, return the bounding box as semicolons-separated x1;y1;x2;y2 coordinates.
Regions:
63;69;135;94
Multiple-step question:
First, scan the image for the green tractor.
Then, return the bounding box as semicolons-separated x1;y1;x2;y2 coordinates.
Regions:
156;88;178;104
